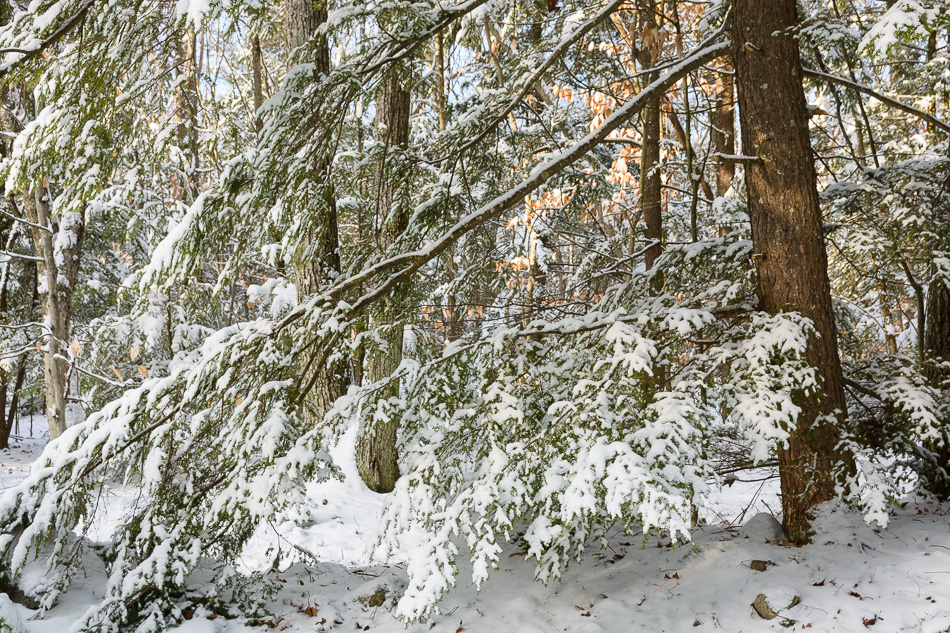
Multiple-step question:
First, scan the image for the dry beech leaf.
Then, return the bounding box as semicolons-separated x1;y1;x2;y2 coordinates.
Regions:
112;367;124;381
136;365;150;379
70;339;80;356
236;394;244;405
130;347;141;361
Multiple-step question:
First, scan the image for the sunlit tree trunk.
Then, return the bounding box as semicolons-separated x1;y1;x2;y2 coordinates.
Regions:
734;0;852;544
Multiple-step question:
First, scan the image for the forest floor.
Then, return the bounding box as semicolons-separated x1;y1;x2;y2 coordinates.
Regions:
2;420;950;633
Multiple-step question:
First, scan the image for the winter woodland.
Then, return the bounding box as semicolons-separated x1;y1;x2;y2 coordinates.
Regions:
0;0;949;631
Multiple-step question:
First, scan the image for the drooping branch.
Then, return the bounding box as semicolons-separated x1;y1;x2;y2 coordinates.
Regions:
803;67;950;135
0;0;96;79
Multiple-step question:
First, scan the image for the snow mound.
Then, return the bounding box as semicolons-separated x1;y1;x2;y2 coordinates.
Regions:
341;572;407;610
0;593;27;633
739;512;785;542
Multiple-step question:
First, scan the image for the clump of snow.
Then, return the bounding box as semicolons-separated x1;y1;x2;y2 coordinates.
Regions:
739;512;785;542
0;593;27;633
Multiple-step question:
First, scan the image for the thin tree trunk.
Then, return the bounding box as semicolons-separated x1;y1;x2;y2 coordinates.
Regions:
176;28;200;202
356;65;411;493
923;168;950;497
734;0;852;544
20;186;84;440
710;61;735;199
251;35;264;134
283;0;347;429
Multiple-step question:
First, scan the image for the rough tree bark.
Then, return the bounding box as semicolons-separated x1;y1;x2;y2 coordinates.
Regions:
356;65;411;493
283;0;347;429
734;0;851;544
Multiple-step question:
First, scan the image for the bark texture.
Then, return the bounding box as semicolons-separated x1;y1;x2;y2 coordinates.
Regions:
356;66;411;493
734;0;850;544
284;0;347;429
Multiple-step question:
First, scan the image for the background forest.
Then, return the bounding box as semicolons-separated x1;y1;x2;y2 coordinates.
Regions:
0;0;949;630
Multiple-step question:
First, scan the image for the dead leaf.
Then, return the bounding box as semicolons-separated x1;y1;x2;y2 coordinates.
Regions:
862;616;877;627
236;394;244;405
70;339;80;356
136;365;150;379
509;552;525;558
849;591;862;599
299;605;319;617
812;579;825;586
112;367;124;381
130;347;141;361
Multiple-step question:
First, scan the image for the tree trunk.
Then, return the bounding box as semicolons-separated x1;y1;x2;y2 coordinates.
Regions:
923;168;950;497
710;61;736;199
20;186;85;440
356;66;411;493
251;35;264;134
734;0;851;544
175;28;200;202
283;0;347;429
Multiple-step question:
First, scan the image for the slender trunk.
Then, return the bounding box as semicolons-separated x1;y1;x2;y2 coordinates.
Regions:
176;28;200;202
283;0;347;428
923;168;950;497
251;35;264;134
356;65;410;493
20;186;84;440
710;61;736;199
641;49;662;291
734;0;851;544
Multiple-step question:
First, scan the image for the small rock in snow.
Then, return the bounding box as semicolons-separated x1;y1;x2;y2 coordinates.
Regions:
342;573;407;610
752;586;800;620
740;513;785;542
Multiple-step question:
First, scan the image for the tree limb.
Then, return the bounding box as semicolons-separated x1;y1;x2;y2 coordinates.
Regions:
0;0;96;80
802;67;950;135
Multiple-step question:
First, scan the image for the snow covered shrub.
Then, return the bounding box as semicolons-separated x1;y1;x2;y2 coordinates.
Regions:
0;312;339;631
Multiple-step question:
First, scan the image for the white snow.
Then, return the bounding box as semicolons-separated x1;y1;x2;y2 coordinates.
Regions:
4;418;950;632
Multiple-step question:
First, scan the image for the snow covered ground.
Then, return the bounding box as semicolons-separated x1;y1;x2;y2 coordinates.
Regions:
3;421;950;633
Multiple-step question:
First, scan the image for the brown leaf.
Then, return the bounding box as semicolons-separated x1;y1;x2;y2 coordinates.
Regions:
509;552;525;557
300;605;319;617
136;365;150;379
111;367;124;381
236;394;244;405
456;627;464;633
849;591;862;599
130;347;141;361
862;616;877;627
70;339;80;356
812;579;825;586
